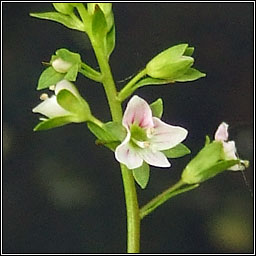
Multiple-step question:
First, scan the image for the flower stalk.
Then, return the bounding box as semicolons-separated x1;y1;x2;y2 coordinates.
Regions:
117;69;147;102
140;180;199;219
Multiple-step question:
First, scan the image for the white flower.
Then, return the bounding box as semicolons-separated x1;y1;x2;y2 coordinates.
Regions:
32;80;79;119
214;122;246;171
115;95;188;169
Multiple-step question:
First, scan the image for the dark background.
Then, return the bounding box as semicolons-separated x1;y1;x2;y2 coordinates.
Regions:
3;2;254;254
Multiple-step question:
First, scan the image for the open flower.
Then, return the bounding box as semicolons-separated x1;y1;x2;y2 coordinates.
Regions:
32;80;91;131
214;122;248;171
115;95;188;169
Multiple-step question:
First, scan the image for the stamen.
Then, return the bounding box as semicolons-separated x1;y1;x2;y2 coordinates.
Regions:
133;139;150;149
49;85;56;91
147;127;155;138
40;93;49;101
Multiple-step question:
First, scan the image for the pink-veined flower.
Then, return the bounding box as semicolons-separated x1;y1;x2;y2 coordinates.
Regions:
115;95;188;169
214;122;247;171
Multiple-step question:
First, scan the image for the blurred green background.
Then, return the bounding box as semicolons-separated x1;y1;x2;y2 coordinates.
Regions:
3;2;254;254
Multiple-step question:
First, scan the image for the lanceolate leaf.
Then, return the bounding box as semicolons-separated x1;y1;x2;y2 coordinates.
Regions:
103;121;126;141
37;67;65;90
30;12;85;31
87;122;116;143
150;98;163;118
162;143;191;158
132;162;150;189
175;68;206;82
135;77;174;88
33;115;73;131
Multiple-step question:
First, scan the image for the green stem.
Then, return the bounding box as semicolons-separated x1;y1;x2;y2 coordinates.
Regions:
117;69;147;102
140;180;199;219
91;39;122;121
121;164;140;253
89;35;140;253
89;115;104;128
79;62;102;82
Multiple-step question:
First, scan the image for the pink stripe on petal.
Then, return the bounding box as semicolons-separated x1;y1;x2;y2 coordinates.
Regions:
123;95;154;128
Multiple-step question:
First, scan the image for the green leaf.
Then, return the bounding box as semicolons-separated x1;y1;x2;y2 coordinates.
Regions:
132;162;150;189
87;122;116;142
55;48;81;65
135;77;174;88
162;143;191;158
57;89;91;121
37;67;65;90
103;121;126;141
184;47;194;56
175;68;206;82
91;5;108;40
30;12;85;32
33;115;73;131
64;64;79;81
150;98;163;118
105;25;115;58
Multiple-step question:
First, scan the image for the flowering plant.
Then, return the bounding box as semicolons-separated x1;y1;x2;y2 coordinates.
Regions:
30;3;249;253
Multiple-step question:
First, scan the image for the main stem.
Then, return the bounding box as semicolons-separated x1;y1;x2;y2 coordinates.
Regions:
91;38;140;253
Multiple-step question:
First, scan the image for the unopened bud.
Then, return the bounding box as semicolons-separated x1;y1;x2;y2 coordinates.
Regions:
52;58;72;73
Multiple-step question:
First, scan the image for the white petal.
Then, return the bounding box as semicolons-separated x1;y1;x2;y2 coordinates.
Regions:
55;80;80;97
222;141;244;171
123;95;154;129
32;96;70;118
150;117;188;151
52;58;72;73
223;141;237;160
115;132;143;169
215;122;229;142
139;148;171;168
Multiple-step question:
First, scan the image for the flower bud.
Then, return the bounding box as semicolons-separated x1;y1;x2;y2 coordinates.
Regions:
52;3;74;15
52;58;73;73
181;141;226;184
87;3;114;31
181;122;249;184
146;44;194;80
